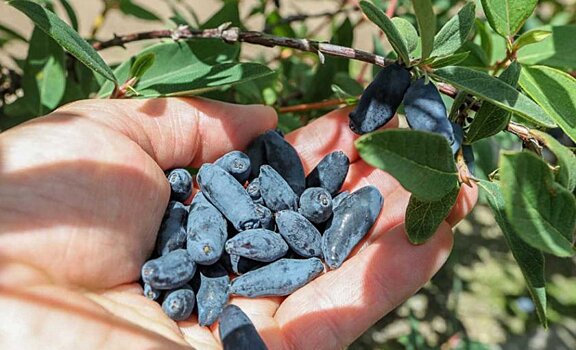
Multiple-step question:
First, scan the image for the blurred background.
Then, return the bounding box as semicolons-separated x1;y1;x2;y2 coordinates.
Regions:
1;1;575;348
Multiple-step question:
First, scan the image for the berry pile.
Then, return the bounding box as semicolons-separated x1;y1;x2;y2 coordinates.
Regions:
140;129;383;339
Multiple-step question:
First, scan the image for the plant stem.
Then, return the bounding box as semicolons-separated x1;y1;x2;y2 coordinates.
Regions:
92;24;393;67
278;97;353;113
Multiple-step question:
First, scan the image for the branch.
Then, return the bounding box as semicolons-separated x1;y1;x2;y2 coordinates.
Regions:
92;24;393;67
278;97;353;113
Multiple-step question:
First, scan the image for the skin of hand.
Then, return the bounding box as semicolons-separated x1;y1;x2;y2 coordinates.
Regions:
0;97;477;350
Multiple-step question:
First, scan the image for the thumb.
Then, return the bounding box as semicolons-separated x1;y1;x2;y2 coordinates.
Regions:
57;97;278;169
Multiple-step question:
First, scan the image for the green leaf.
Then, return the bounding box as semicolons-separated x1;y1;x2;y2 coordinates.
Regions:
98;40;273;98
519;65;576;144
359;1;410;65
0;97;36;130
9;0;117;84
480;0;538;37
432;66;555;127
201;0;241;29
514;29;551;50
412;0;435;60
518;25;576;69
532;130;576;192
431;2;475;57
57;0;78;31
118;0;160;21
0;23;27;42
129;53;155;80
356;130;458;201
466;61;521;143
391;17;418;53
429;52;469;68
22;28;66;115
478;180;547;328
405;186;459;244
500;152;576;257
475;19;493;64
456;42;490;68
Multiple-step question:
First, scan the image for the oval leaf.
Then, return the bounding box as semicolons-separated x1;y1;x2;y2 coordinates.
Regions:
432;2;476;57
129;53;155;80
391;17;419;54
412;0;435;60
359;1;410;65
480;0;538;37
429;52;469;68
22;27;66;115
98;40;272;98
531;130;576;192
500;151;576;257
432;66;555;127
517;25;576;69
466;61;521;143
478;180;547;327
514;29;551;51
9;0;117;84
405;186;459;244
519;65;576;143
356;129;458;201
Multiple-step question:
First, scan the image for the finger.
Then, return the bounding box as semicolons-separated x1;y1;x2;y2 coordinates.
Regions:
446;182;478;226
58;97;278;169
275;222;453;350
285;107;398;173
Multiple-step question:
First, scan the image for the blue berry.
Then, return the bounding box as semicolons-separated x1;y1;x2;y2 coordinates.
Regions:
349;63;411;134
219;305;267;350
298;187;333;224
259;165;298;212
305;151;350;196
229;258;324;297
197;164;260;231
141;249;196;290
225;229;288;262
322;186;383;269
186;192;227;265
404;78;456;150
275;210;322;258
156;201;188;256
332;191;350;209
196;264;229;326
166;168;193;202
162;287;195;321
215;151;251;184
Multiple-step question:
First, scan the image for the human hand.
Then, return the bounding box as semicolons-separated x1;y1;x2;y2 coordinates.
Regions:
0;98;477;349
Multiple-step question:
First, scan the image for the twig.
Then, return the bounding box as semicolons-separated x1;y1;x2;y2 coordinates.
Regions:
506;121;545;150
90;0;110;38
278;97;352;113
92;24;393;67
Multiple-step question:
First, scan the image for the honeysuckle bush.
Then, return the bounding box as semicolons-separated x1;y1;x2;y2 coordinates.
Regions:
1;0;575;344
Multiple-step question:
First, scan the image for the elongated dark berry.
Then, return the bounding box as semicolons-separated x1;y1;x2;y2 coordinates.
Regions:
219;305;268;350
349;63;411;134
229;258;324;297
187;192;227;265
322;186;383;269
197;164;260;231
305;151;349;196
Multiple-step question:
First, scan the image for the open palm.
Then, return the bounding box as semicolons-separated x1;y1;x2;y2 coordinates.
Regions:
0;98;477;349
